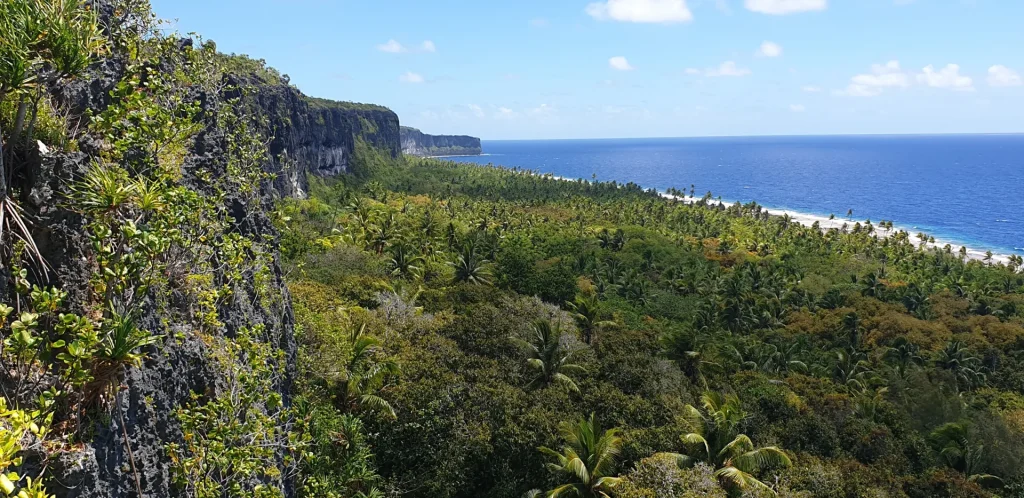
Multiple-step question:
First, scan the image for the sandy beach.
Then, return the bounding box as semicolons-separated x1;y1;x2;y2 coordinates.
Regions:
657;192;1012;265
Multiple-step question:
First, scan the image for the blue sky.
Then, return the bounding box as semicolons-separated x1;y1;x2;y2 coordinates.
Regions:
152;0;1024;140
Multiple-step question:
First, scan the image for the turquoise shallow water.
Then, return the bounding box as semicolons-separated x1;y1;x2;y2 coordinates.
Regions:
447;135;1024;256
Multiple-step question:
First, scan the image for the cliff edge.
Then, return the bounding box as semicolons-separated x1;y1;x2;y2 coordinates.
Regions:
400;126;482;156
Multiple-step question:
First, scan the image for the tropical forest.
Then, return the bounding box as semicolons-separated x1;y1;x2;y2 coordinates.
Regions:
0;1;1023;498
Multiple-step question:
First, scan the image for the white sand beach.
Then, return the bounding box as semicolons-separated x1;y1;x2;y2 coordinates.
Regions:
659;192;1013;265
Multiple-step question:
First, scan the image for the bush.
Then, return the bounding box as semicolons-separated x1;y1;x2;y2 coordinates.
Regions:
618;455;726;498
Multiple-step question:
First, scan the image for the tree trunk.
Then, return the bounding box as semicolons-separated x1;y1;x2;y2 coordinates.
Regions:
9;95;29;162
24;95;41;148
0;91;7;201
0;92;7;298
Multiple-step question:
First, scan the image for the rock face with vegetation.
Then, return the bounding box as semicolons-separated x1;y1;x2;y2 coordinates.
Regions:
0;1;397;497
247;87;400;198
400;126;482;156
5;2;1024;498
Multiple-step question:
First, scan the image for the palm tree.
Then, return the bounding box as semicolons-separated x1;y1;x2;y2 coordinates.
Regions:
818;289;845;310
860;272;885;299
565;294;616;345
369;213;397;255
901;284;930;319
841;312;863;349
537;414;622;498
934;341;986;392
511;320;585;393
450;244;492;285
929;423;1003;489
388;243;424;279
664;392;791;496
832;349;874;394
884;337;924;378
334;323;399;419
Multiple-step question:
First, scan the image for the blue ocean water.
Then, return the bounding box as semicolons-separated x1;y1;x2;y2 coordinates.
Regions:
447;135;1024;256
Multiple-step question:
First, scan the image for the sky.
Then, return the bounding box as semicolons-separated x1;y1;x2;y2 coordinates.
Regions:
150;0;1024;140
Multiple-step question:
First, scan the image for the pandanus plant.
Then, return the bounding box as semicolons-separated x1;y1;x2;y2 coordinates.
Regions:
0;0;104;271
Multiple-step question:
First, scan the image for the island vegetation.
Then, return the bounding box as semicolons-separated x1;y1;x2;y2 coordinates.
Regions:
0;0;1022;497
278;151;1024;497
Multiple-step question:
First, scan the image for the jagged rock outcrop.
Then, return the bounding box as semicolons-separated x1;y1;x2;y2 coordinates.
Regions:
400;126;481;157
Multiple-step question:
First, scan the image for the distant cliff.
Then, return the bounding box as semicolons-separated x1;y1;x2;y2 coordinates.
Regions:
400;126;482;156
240;83;401;197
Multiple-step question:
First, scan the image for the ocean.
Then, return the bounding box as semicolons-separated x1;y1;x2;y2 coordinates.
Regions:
446;135;1024;258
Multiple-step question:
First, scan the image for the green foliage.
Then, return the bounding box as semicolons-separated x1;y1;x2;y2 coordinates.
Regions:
537;414;623;498
0;2;300;496
216;53;288;85
304;96;391;113
664;391;792;496
512;320;586;393
617;455;725;498
0;0;105;273
167;326;305;498
279;153;1024;497
0;396;54;498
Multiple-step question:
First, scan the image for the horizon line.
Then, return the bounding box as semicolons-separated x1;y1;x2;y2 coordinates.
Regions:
473;131;1024;142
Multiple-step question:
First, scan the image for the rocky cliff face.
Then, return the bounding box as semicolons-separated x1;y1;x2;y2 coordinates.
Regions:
400;126;482;156
9;34;402;498
246;85;401;198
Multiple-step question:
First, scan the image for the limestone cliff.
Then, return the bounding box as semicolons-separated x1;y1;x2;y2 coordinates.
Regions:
241;84;400;198
400;126;482;156
9;30;401;498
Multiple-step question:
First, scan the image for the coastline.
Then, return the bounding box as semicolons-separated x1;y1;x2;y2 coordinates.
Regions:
662;193;1013;265
530;172;1013;265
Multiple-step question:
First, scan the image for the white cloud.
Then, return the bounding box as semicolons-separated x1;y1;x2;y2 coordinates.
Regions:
790;104;806;112
529;18;549;27
837;60;909;96
917;64;974;91
745;0;826;14
468;104;485;118
377;39;406;53
609;56;635;71
801;85;822;92
838;85;883;97
586;0;693;23
495;107;518;119
756;41;783;58
988;65;1022;87
378;39;436;54
853;61;910;87
528;103;555;117
708;61;750;76
399;72;425;84
687;61;751;77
